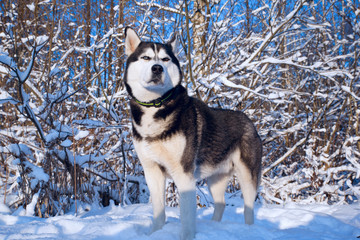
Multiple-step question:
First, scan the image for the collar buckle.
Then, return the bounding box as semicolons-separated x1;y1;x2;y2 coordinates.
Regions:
153;99;163;108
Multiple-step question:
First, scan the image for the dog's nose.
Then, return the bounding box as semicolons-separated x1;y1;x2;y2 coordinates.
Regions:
151;64;163;75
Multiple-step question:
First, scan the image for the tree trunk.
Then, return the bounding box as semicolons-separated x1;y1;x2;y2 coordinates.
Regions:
85;0;91;82
115;0;125;92
192;0;209;77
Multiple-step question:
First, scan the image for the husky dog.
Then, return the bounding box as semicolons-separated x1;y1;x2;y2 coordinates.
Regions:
124;27;262;240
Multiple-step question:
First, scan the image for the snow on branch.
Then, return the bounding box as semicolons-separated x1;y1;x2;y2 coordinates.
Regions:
0;36;48;83
0;89;19;105
234;0;306;72
263;137;307;175
134;1;185;15
221;77;268;99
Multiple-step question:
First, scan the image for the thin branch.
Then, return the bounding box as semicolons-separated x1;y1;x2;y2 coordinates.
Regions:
134;1;185;16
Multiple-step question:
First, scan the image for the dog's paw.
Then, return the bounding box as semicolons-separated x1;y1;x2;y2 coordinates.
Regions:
150;222;165;235
180;231;196;240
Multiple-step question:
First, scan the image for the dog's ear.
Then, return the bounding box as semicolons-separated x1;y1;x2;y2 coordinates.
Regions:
167;33;177;52
125;27;141;55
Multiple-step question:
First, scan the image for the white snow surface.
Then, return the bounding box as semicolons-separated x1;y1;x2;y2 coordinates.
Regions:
0;198;359;240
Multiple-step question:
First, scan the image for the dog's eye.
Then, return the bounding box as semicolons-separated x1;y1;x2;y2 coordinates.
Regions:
161;57;170;62
141;56;151;61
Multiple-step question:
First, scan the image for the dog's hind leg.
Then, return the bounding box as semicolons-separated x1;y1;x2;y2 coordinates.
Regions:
233;152;258;225
208;173;229;221
142;163;166;233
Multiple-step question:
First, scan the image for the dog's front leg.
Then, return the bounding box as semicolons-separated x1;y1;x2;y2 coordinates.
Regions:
143;163;166;233
173;174;196;240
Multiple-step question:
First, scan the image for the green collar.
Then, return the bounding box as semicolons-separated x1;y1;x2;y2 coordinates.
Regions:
133;89;174;108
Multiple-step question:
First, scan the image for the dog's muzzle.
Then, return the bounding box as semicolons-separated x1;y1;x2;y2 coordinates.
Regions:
149;64;164;84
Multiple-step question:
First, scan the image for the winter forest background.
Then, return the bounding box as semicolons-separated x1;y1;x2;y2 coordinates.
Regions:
0;0;359;218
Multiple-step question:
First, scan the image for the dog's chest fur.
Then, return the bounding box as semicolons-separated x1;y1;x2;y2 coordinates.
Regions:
133;107;174;137
134;133;187;176
130;99;189;175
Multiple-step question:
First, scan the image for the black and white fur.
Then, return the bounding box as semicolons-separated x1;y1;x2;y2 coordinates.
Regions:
124;27;262;240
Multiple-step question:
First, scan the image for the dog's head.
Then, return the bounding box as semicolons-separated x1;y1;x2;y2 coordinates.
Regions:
124;27;182;103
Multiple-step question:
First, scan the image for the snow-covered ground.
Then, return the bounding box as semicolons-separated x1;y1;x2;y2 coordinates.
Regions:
0;194;359;240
